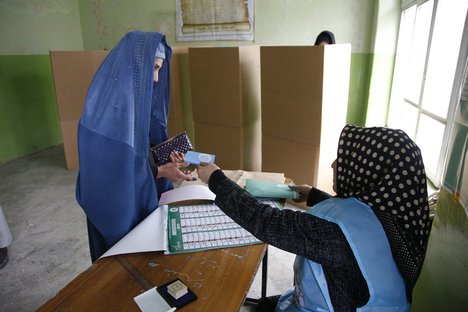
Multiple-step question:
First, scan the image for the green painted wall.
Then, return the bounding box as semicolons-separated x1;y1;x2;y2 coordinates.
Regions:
412;189;468;311
348;53;373;125
1;0;384;163
0;0;83;163
77;0;379;128
0;0;83;55
78;0;376;50
1;2;467;310
366;53;396;125
366;0;400;126
0;56;62;161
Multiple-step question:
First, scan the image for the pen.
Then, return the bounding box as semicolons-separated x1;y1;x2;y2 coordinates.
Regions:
167;308;177;312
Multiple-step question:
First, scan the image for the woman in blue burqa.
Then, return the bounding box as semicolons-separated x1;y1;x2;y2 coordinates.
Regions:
76;31;192;262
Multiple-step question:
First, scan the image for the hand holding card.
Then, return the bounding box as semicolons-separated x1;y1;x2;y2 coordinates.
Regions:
184;151;216;165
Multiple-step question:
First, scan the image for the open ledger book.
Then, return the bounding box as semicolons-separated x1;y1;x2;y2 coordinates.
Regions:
100;170;285;259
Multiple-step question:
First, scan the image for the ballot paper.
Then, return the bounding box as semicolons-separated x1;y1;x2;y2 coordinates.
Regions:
100;206;168;258
100;172;286;259
166;201;281;254
159;184;215;205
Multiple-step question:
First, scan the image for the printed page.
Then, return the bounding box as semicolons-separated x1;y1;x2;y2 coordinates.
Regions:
159;184;215;205
99;206;168;258
166;201;281;254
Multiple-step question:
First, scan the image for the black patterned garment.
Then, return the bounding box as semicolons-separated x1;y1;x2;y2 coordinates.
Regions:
335;125;431;302
207;125;430;311
208;171;370;311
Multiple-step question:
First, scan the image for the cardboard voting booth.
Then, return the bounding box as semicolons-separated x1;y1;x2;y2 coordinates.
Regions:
188;46;261;171
50;51;108;169
50;49;187;169
50;44;350;184
168;46;190;138
261;44;351;194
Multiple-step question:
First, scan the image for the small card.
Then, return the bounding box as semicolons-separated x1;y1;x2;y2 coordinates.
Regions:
134;287;172;312
184;151;216;165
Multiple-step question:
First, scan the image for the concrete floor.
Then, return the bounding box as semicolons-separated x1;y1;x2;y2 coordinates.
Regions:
0;145;295;312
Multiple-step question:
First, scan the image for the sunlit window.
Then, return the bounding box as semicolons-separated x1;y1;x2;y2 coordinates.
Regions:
388;0;468;186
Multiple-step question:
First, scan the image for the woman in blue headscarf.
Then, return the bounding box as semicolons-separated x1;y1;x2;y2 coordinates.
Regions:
76;31;191;262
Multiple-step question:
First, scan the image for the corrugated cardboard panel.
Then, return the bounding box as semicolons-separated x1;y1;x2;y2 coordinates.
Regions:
262;135;319;187
194;122;242;170
168;46;188;137
189;47;248;170
50;51;108;169
50;51;108;121
60;120;79;169
189;47;242;127
261;45;351;195
260;46;323;145
239;45;261;171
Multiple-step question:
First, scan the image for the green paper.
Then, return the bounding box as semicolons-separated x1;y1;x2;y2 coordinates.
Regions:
245;179;299;199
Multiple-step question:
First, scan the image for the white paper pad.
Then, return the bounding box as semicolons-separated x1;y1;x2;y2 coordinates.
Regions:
134;287;173;312
159;184;215;205
98;171;285;259
100;206;168;258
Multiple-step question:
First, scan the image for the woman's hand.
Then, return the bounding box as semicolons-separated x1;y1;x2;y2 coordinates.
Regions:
169;151;185;163
197;163;220;184
157;151;193;182
157;162;193;182
289;184;312;203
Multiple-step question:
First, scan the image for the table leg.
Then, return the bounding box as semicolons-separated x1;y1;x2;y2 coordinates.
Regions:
261;247;268;299
245;246;268;304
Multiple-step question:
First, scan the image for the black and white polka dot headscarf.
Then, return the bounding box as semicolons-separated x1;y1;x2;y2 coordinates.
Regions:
336;125;431;302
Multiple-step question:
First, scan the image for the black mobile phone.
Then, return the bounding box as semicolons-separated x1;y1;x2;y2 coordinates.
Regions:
156;278;197;309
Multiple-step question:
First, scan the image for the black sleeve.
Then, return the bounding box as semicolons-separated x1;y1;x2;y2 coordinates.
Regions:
208;170;356;268
148;151;159;179
307;187;332;206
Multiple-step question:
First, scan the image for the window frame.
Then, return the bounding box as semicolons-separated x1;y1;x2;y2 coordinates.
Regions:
388;0;466;187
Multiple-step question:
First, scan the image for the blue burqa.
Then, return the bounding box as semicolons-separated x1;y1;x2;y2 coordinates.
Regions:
76;31;172;261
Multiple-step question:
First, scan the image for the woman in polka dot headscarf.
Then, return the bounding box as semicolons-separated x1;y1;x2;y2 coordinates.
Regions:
197;124;431;311
334;125;431;300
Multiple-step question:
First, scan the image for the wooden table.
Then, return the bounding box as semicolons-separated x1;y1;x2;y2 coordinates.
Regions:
38;243;267;311
39;174;290;311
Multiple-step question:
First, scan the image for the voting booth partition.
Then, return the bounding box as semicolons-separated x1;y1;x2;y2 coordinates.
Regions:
261;44;351;195
49;51;108;169
50;49;187;169
45;44;352;310
168;46;191;137
188;46;262;171
50;44;351;191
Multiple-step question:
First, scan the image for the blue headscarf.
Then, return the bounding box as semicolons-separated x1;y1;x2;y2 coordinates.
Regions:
76;31;172;248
